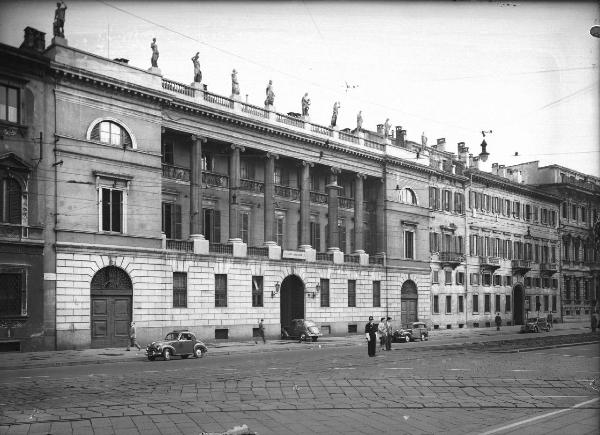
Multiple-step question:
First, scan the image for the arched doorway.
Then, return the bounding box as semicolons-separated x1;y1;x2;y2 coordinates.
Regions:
90;266;133;348
280;275;304;329
513;284;525;325
401;280;418;326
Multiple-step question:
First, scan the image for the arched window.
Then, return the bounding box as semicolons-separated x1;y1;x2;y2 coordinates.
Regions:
87;119;135;148
0;177;21;224
400;187;418;205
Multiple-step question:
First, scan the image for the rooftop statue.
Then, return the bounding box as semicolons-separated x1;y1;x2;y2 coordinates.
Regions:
301;93;311;117
421;132;428;146
231;69;240;96
330;101;340;127
53;1;67;38
265;80;275;107
150;38;159;68
384;118;391;138
192;52;202;83
356;110;363;132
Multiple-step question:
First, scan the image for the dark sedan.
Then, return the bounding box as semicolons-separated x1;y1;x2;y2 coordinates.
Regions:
146;330;208;361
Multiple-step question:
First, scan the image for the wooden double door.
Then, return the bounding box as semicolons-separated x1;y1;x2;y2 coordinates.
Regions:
90;266;133;348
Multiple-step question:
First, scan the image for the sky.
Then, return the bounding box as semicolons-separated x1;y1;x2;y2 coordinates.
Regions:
1;0;599;177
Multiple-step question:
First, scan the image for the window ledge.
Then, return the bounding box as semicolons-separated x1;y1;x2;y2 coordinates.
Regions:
0;316;29;327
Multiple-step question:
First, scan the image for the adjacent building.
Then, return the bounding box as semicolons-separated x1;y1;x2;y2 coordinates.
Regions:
0;25;595;351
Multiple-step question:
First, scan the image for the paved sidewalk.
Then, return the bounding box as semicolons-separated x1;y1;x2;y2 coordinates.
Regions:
0;321;592;371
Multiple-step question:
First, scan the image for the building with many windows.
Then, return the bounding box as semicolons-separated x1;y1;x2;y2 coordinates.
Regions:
0;26;595;351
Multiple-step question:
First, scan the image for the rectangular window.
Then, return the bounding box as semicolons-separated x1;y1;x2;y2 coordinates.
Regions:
483;273;491;286
310;221;321;251
239;212;249;244
432;270;439;284
373;281;381;307
173;272;187;308
506;275;512;287
581;207;587;223
276;216;284;247
472;294;479;313
458;295;464;313
484;294;491;312
320;278;330;307
495;294;501;313
562;202;568;219
470;273;480;285
252;276;263;307
542;277;550;288
454;192;464;214
433;295;439;314
456;272;465;285
525;276;532;288
161;141;174;164
493;274;501;286
504;199;511;216
404;230;415;259
543;295;549;311
444;270;452;285
535;295;541;311
572;204;578;221
100;187;123;233
162;202;182;239
505;295;511;312
533;277;541;288
429;187;440;210
215;274;227;307
552;295;557;311
203;208;221;243
0;269;26;316
445;295;452;314
513;201;521;218
442;189;451;211
0;85;19;123
274;165;282;185
338;219;346;253
348;280;356;307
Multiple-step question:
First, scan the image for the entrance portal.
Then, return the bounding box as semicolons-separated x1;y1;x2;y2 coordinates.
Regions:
513;284;525;325
280;275;304;329
401;280;418;326
90;266;133;348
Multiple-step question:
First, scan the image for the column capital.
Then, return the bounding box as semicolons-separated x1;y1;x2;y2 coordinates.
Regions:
330;167;341;175
265;152;280;160
355;172;367;180
191;134;208;143
230;143;246;152
300;160;314;168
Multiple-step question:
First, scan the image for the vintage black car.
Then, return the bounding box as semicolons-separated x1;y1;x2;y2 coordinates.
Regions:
393;322;429;342
146;330;208;361
520;317;550;333
281;319;322;342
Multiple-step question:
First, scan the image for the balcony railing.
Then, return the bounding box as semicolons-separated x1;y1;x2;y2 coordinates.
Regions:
203;171;229;188
338;196;355;209
511;259;531;273
276;113;305;128
310;191;328;204
166;239;193;252
480;256;500;265
0;223;43;240
344;254;359;264
310;124;333;136
240;178;264;194
369;255;385;265
209;243;233;255
339;131;359;144
247;246;268;258
241;102;269;118
162;78;195;97
162;163;191;182
204;91;234;108
316;252;333;262
540;262;558;273
439;252;464;263
363;138;385;152
274;185;300;201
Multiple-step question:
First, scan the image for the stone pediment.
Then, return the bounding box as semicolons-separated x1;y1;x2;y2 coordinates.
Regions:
0;152;33;172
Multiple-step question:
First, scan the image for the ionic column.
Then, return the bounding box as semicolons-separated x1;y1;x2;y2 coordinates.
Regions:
354;173;366;252
264;152;278;244
375;177;385;253
299;161;313;248
190;135;206;236
228;144;245;241
327;167;342;250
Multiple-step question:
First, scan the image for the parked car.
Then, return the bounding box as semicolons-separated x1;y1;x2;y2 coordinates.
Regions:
146;330;208;361
392;322;429;342
281;319;322;342
520;317;550;333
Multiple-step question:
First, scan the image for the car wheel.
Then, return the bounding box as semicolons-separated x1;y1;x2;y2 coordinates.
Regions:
163;349;172;361
194;347;205;358
420;333;426;341
404;335;410;343
311;336;318;342
300;333;307;342
147;355;155;361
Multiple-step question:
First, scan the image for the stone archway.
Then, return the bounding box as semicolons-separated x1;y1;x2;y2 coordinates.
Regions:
279;275;305;329
90;266;133;348
401;280;418;326
513;284;525;325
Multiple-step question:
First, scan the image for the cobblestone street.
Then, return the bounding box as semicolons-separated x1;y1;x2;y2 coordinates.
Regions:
0;331;598;434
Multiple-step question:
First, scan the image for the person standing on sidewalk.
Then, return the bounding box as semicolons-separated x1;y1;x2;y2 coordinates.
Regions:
377;317;386;351
365;316;377;357
385;317;393;351
126;322;141;351
495;313;502;331
258;319;266;344
547;311;553;330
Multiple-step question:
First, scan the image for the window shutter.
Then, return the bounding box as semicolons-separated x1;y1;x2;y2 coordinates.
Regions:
174;204;182;239
214;210;221;243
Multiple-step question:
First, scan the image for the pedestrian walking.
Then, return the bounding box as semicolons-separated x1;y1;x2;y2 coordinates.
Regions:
547;311;553;330
377;317;386;351
385;317;393;351
495;313;502;331
258;319;266;344
365;316;377;357
126;322;141;351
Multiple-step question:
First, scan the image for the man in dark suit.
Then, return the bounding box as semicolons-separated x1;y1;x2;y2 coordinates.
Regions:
365;316;377;357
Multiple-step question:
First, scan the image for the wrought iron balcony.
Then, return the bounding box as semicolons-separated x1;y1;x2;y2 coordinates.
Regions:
338;196;355;209
247;246;268;258
203;171;229;188
479;256;501;271
540;262;558;274
274;185;300;201
439;251;464;268
511;259;531;274
316;252;333;262
166;239;193;252
240;178;264;194
162;163;190;182
310;191;328;204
